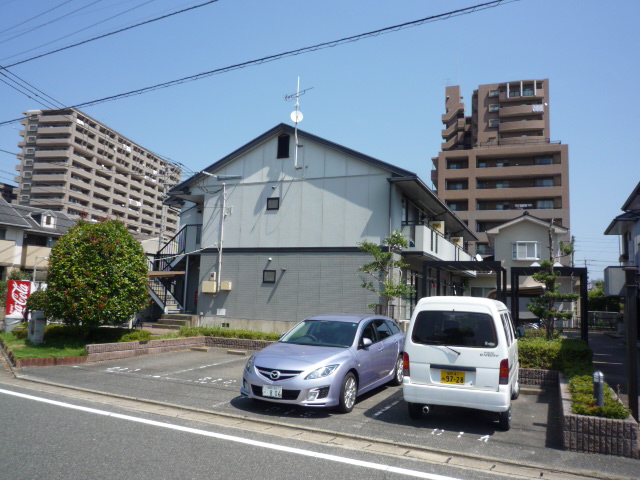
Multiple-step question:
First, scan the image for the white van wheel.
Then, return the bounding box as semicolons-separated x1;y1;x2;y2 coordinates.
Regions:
511;379;520;400
498;405;511;431
407;402;423;420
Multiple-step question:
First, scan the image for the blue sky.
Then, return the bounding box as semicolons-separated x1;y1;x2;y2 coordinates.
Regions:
0;0;637;281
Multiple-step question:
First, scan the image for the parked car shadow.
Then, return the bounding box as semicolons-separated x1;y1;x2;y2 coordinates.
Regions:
363;389;502;435
229;395;334;419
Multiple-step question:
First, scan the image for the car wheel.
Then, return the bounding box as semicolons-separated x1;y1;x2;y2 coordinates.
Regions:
407;402;423;420
389;355;404;386
498;405;511;431
511;379;520;400
336;372;357;413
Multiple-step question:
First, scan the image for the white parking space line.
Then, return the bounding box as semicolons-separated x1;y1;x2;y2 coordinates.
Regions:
0;388;462;480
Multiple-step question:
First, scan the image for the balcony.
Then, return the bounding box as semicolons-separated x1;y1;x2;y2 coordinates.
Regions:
401;224;473;262
34;149;70;158
441;103;464;124
37;126;72;135
37;137;70;147
499;119;546;133
499;104;545;118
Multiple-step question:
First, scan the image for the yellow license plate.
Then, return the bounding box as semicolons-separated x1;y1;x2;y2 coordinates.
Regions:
440;370;465;385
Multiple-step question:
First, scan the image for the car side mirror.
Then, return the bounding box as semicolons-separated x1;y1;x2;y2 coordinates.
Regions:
360;337;373;349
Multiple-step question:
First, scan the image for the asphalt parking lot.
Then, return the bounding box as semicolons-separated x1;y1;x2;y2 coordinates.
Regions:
14;347;565;464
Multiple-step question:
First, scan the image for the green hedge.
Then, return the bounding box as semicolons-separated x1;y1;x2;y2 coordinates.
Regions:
178;326;281;341
518;337;592;377
568;375;630;419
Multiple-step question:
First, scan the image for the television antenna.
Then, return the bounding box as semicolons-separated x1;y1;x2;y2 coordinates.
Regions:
285;77;313;169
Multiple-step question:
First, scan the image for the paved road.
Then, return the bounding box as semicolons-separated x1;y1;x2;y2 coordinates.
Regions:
6;346;639;480
4;383;516;480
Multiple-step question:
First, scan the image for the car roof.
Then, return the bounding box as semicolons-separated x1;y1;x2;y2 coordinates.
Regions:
305;314;392;324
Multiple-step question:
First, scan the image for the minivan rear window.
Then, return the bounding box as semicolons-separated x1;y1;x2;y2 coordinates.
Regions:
411;310;497;348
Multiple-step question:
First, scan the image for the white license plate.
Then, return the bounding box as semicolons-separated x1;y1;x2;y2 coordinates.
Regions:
262;385;282;398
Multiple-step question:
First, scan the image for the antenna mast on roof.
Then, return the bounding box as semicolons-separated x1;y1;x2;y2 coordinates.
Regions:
285;77;313;170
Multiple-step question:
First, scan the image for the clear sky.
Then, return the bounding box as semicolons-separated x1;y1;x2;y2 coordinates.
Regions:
1;0;637;281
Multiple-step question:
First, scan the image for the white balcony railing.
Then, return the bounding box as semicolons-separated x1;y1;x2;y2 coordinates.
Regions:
402;224;473;262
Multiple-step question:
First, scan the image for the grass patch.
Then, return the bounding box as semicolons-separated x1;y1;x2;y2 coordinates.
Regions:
0;324;159;360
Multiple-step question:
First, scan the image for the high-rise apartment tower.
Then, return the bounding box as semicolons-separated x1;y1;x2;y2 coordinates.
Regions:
431;79;569;256
14;108;181;239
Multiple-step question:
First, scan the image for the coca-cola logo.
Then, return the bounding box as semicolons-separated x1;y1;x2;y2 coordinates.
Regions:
5;280;31;317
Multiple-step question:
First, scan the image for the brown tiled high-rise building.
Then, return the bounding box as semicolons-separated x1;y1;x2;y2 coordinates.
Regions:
431;79;569;256
14;108;181;239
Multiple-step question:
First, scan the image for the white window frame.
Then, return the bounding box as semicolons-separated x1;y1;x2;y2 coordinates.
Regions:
512;241;540;261
488;104;499;112
489;119;500;128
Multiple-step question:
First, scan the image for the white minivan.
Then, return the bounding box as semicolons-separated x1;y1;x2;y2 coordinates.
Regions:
402;296;519;430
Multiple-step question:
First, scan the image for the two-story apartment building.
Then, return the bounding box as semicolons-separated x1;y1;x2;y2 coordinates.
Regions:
0;197;75;281
160;124;478;332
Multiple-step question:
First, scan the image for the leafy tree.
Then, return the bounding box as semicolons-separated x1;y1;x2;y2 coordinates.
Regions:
0;268;32;308
527;240;578;340
358;229;415;316
588;280;622;312
44;219;149;331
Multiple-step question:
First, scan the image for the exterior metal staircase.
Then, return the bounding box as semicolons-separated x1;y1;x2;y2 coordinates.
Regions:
146;224;202;315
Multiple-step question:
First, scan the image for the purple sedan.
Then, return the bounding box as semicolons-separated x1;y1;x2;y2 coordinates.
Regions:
240;314;405;413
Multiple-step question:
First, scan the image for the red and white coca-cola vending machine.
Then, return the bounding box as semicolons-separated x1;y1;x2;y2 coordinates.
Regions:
4;280;31;332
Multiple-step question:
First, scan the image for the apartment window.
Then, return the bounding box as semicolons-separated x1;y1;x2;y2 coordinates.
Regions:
0;227;6;240
488;89;499;97
475;243;491;255
22;183;31;190
536;200;554;209
263;269;276;283
535;178;554;187
446;159;468;170
446;181;467;191
523;87;534;96
535;156;553;165
21;195;30;202
512;241;540;261
266;197;280;211
488;104;499;112
23;171;32;178
277;134;290;159
24;159;33;166
25;148;35;155
488;119;500;128
496;181;509;189
27;136;36;143
28;125;38;131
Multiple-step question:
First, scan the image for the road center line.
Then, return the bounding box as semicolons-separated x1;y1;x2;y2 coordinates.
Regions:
0;387;461;480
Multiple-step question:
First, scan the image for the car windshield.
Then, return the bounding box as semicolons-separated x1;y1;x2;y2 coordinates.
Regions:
280;320;358;348
411;310;497;348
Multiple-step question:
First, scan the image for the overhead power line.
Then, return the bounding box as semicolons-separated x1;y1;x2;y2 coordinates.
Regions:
0;0;221;67
0;0;516;127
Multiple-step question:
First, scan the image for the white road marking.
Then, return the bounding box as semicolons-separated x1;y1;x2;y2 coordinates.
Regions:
1;387;462;480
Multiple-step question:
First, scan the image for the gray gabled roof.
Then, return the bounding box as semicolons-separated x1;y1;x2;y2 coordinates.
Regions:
168;123;416;195
0;197;31;229
0;197;75;235
485;211;568;236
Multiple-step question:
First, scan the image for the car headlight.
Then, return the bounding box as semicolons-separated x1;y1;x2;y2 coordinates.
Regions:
305;364;339;380
245;355;255;373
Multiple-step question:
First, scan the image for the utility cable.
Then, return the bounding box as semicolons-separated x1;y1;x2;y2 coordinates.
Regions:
0;0;516;127
0;0;220;67
0;0;73;36
0;1;101;45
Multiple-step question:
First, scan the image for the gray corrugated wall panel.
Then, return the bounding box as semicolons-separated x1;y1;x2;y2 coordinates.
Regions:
197;251;378;324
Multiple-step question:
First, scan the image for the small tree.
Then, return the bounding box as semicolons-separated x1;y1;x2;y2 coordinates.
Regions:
44;218;149;332
527;240;578;340
358;229;415;316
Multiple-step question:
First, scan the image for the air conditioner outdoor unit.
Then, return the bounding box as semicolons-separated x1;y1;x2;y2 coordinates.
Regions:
220;281;232;291
201;281;217;293
451;237;463;246
429;221;445;235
